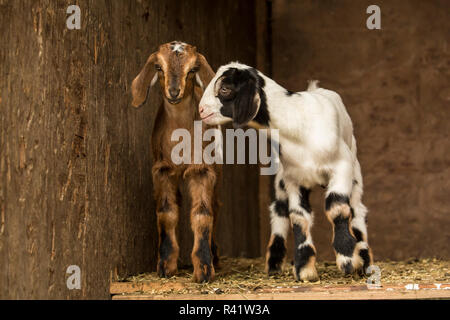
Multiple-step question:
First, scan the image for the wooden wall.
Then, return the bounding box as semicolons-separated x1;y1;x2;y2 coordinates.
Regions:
268;0;450;261
2;0;447;300
0;0;260;299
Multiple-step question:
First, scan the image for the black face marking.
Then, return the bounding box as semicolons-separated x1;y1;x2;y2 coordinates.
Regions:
268;235;286;273
158;229;173;277
196;229;212;282
299;187;312;213
325;193;350;211
217;68;269;127
333;216;356;257
274;199;289;217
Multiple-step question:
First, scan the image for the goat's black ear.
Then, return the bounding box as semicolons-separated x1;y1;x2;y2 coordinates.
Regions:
232;78;261;128
131;52;158;108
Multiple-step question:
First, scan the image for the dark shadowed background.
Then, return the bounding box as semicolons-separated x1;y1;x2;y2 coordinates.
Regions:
264;0;450;263
0;0;448;299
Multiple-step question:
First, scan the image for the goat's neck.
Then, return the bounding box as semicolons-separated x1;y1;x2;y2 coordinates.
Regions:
258;73;306;139
260;74;289;99
162;95;198;128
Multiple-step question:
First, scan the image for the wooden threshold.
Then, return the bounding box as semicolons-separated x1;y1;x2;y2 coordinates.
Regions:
111;282;450;300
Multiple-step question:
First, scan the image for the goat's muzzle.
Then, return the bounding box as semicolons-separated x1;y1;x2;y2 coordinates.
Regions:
167;97;182;105
169;87;180;99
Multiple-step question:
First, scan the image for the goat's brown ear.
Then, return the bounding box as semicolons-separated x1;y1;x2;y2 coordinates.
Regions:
131;52;158;108
196;53;215;89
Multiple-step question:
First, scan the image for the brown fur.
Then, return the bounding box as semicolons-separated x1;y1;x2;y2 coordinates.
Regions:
132;42;220;282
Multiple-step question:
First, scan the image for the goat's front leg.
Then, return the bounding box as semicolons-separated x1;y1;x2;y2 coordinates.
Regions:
185;166;217;283
211;183;221;268
153;163;180;278
265;171;289;275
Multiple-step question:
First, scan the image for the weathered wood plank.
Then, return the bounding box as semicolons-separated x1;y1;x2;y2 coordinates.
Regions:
0;0;260;299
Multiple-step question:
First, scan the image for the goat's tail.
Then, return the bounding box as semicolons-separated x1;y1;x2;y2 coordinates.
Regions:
307;80;320;91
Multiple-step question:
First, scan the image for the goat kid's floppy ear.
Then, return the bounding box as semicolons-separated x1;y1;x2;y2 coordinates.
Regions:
131;52;158;108
195;53;214;89
232;78;261;128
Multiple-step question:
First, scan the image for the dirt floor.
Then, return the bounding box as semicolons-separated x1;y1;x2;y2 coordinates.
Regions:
111;257;450;299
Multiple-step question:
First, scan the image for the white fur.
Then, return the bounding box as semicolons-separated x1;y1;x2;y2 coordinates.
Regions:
297;238;313;250
269;203;289;238
199;62;364;197
200;62;370;267
195;73;204;89
171;41;186;53
150;73;158;87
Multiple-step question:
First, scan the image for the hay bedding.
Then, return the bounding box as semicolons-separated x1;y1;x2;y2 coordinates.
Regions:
118;257;449;296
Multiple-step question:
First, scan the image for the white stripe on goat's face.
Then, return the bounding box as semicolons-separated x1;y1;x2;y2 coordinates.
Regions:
199;62;269;128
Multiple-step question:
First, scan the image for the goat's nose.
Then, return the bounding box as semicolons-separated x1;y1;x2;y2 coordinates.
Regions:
199;106;204;114
169;88;180;99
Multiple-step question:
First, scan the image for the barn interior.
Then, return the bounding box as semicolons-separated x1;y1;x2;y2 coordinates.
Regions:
0;0;449;299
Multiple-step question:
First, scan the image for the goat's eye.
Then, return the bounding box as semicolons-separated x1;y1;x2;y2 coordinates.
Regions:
219;87;232;96
189;67;199;74
155;64;162;71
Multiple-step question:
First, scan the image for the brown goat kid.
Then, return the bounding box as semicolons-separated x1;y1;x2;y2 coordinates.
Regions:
131;42;220;283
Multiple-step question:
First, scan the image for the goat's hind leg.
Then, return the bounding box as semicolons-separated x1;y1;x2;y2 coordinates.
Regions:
350;161;373;274
325;161;370;275
153;163;180;278
185;166;217;283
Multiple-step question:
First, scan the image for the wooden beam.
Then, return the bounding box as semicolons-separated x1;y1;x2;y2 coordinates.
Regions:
111;282;450;300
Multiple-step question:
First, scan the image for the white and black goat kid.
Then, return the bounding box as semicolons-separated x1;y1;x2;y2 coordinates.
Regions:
199;63;373;281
